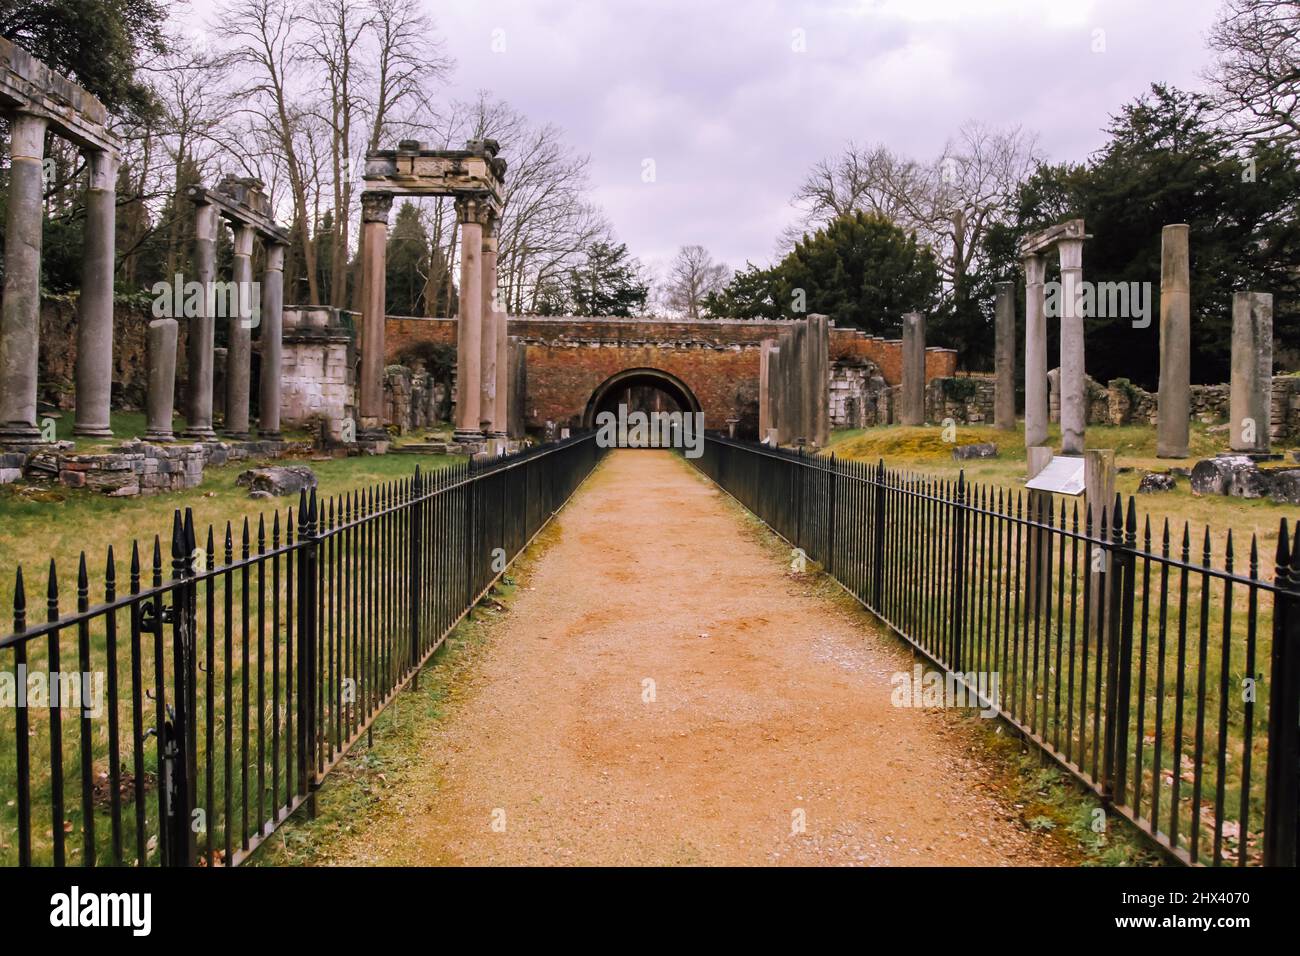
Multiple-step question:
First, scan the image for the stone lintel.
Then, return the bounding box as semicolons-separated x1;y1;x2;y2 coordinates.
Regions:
187;184;291;244
1018;218;1088;257
0;37;118;156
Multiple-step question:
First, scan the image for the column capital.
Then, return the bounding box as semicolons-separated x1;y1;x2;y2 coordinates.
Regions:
265;241;287;272
1022;252;1046;285
361;190;394;223
454;194;494;226
85;149;119;191
229;221;255;257
1056;236;1084;271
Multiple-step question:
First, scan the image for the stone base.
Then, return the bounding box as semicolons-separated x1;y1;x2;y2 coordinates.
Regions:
0;425;43;445
181;426;218;441
1219;451;1282;462
72;426;114;439
144;431;177;443
453;429;484;445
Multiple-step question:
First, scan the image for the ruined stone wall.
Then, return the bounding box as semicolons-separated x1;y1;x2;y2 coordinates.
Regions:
925;375;996;425
280;307;355;439
38;298;151;411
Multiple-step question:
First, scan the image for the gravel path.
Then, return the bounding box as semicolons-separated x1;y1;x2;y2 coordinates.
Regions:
328;449;1068;866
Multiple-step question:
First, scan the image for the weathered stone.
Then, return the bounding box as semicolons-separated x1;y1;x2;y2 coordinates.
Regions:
1229;291;1273;453
0;467;22;483
994;280;1016;430
1268;469;1300;505
952;442;998;460
1023;254;1048;447
1190;455;1259;497
1156;224;1191;457
453;196;484;443
900;312;925;426
1138;471;1177;493
235;465;317;497
73;149;118;438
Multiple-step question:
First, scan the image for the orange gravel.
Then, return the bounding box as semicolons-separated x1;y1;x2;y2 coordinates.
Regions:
328;449;1068;866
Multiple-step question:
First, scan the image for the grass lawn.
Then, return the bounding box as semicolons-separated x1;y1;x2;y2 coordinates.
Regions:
825;421;1298;579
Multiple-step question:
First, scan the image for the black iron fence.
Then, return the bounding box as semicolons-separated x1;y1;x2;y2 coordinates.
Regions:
694;436;1299;867
0;433;604;867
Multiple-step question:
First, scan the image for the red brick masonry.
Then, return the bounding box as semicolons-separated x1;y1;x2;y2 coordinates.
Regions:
384;315;956;431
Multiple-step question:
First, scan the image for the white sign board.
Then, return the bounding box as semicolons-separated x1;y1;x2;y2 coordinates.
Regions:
1025;455;1086;496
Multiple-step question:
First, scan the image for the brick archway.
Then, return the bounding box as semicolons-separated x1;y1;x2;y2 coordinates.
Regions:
582;367;703;429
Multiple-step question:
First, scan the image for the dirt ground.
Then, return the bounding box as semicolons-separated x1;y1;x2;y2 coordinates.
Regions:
326;449;1069;866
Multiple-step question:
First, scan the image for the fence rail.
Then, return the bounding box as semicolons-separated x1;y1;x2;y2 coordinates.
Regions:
693;436;1299;867
0;433;604;867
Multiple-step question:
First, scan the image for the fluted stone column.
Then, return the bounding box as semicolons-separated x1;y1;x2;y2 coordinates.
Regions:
183;203;219;439
258;242;286;439
900;311;925;426
1230;292;1273;453
223;223;255;439
994;280;1016;430
1023;254;1048;449
1157;224;1191;458
359;191;393;439
145;318;178;441
454;197;485;443
0;112;50;444
74;149;118;437
479;218;499;436
1057;237;1086;455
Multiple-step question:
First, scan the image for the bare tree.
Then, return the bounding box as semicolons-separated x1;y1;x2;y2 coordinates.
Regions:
214;0;322;302
1206;0;1300;146
663;245;730;319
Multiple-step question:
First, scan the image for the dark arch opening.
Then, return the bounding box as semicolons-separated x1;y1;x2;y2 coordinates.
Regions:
582;367;703;430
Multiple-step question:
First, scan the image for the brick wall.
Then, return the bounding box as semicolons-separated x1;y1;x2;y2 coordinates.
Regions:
380;315;952;433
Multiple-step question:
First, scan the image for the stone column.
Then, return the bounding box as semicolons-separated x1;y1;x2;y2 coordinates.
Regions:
1047;368;1061;423
223;223;255;439
758;338;775;440
900;311;925;426
494;305;509;439
74;149;118;438
183;202;219;439
359;191;393;440
258;242;286;439
1023;254;1048;448
994;280;1016;430
789;322;807;442
454;197;485;443
767;345;782;444
145;318;178;441
1230;291;1273;453
508;335;527;439
0;112;50;444
1057;237;1086;455
808;314;830;446
1157;224;1191;458
479;218;500;436
776;330;793;445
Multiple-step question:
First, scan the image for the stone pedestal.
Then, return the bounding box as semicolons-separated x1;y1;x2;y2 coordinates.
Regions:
1157;224;1191;458
183;203;219;439
1230;291;1273;453
224;224;255;439
0;112;49;444
994;280;1016;430
1058;237;1086;455
73;149;118;437
358;192;393;439
454;199;485;443
1023;255;1048;448
899;311;925;426
258;243;286;439
145;318;179;441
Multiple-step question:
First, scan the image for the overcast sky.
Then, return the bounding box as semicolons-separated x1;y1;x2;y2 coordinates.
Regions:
423;0;1224;274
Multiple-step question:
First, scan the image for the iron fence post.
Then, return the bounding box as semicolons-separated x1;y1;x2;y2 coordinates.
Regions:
872;460;886;609
826;454;838;576
410;466;423;681
295;489;319;811
1101;495;1126;804
162;510;196;866
1264;520;1299;866
950;472;967;673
